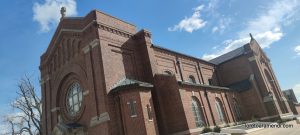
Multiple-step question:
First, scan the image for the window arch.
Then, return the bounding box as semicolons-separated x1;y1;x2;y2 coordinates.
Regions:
215;98;226;124
163;70;172;75
188;75;196;84
233;99;242;121
192;97;205;127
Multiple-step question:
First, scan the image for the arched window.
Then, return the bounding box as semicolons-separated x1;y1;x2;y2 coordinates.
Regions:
188;75;196;84
215;98;226;124
233;99;242;121
192;97;205;127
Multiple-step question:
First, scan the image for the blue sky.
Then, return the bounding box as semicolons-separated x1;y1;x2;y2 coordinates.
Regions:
0;0;300;118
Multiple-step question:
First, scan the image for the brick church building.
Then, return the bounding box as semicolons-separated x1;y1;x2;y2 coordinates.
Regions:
40;9;296;135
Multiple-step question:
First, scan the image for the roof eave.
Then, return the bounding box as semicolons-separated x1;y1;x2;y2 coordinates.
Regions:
152;45;216;66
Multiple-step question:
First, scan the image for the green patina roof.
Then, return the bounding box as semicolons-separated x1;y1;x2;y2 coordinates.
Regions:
109;78;153;93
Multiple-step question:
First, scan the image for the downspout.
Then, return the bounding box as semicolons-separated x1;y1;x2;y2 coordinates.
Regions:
199;63;216;125
176;58;184;81
214;65;222;86
205;88;216;126
198;91;210;126
197;62;205;84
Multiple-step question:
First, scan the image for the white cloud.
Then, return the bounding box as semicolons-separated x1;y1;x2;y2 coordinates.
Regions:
212;17;231;34
206;0;220;14
293;83;300;101
212;26;218;33
203;36;250;60
238;0;298;37
202;0;300;60
33;0;77;32
168;5;207;33
202;30;283;60
295;45;300;55
202;53;221;61
0;112;28;134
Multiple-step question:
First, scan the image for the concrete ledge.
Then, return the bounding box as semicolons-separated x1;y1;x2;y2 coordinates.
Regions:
83;90;90;96
263;96;276;102
221;122;270;135
248;56;256;62
82;39;100;54
171;127;204;135
51;107;60;112
82;45;90;54
90;112;110;127
260;114;279;120
280;113;294;120
201;132;229;135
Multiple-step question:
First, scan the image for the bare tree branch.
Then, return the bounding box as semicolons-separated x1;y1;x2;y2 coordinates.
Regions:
2;75;42;135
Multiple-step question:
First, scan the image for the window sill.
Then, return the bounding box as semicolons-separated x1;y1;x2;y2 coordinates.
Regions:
130;115;137;118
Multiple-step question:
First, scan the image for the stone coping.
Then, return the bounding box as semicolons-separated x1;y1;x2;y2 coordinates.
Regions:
178;81;230;90
220;122;273;134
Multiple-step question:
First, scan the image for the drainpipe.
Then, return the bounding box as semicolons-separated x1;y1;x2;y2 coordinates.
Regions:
205;88;216;126
197;62;205;84
176;58;184;82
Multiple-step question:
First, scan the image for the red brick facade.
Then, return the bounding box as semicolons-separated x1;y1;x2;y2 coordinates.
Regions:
40;10;293;135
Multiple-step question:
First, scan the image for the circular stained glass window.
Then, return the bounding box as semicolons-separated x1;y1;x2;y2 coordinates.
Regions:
66;82;83;116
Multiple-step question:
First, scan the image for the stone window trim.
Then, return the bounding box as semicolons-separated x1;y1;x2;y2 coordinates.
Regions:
127;100;137;117
51;107;60;112
163;70;173;75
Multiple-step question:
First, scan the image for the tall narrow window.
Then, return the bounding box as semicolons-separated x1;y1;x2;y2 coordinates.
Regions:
128;100;137;117
188;75;196;84
215;98;226;123
233;99;242;121
192;97;205;127
208;79;213;85
146;104;153;120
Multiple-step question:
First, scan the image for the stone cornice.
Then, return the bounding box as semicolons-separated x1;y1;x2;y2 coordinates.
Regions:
40;74;50;85
82;39;100;54
97;22;134;38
